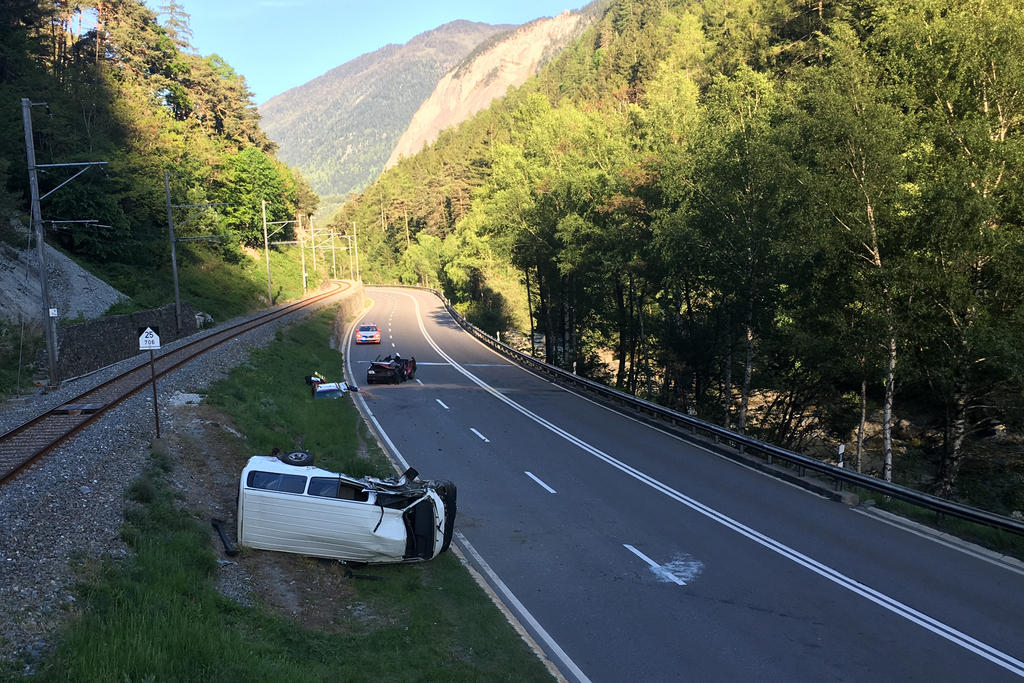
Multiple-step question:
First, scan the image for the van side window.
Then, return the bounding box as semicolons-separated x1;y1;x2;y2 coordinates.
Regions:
247;470;307;494
308;477;370;501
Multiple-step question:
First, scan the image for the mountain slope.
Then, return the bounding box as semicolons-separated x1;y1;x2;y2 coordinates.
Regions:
385;9;596;169
259;21;512;212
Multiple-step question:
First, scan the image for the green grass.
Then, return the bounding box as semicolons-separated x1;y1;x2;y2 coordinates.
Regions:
83;241;333;325
0;319;43;398
14;308;553;682
205;308;380;476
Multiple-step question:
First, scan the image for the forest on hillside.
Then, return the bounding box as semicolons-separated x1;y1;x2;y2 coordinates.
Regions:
332;0;1024;511
0;0;316;313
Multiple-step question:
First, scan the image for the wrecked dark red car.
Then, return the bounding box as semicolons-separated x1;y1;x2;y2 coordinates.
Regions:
366;354;417;384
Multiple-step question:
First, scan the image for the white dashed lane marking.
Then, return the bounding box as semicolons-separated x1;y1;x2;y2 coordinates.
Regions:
525;471;556;494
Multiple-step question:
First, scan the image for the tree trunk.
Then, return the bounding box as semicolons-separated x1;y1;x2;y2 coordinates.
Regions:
737;298;754;434
560;275;569;368
882;328;897;482
627;275;639;393
96;4;102;64
723;311;733;426
638;287;652;396
681;276;703;403
856;376;867;473
525;267;535;358
934;381;969;498
816;0;825;63
538;269;555;364
568;275;577;373
615;279;627;388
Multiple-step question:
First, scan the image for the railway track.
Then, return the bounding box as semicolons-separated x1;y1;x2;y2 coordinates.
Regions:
0;283;348;487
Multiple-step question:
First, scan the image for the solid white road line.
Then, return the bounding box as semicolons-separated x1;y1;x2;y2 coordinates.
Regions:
525;471;557;494
397;289;1024;679
354;300;577;680
457;532;591;683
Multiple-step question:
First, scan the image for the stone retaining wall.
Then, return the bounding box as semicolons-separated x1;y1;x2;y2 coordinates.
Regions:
37;283;367;385
37;302;199;383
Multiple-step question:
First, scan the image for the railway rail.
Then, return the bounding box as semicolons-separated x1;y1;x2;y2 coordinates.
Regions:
0;283;348;487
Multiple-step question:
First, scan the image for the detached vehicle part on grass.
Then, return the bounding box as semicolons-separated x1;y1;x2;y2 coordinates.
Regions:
305;373;356;398
237;452;456;563
366;354;417;384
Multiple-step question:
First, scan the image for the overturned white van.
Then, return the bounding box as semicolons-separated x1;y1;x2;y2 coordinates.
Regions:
237;452;456;563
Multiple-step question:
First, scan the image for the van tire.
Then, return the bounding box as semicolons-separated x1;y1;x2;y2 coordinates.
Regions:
279;450;315;467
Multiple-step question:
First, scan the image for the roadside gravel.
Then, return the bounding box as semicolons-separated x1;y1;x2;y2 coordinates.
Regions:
0;302;333;673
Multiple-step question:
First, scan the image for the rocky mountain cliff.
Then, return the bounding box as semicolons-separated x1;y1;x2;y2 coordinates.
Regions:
385;8;596;169
259;20;512;216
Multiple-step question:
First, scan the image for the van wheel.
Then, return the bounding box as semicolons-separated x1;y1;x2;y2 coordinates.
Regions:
279;450;314;466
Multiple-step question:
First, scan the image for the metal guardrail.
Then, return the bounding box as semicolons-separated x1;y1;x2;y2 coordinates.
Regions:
377;284;1024;539
372;282;1019;540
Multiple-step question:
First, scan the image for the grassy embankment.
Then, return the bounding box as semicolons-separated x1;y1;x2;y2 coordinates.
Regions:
13;307;552;682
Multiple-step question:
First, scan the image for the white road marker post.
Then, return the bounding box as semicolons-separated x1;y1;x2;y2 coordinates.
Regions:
139;326;161;438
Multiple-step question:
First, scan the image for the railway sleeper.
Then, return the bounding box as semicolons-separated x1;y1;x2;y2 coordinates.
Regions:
54;403;105;415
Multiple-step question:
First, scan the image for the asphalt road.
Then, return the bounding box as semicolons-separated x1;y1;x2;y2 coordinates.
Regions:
345;286;1024;683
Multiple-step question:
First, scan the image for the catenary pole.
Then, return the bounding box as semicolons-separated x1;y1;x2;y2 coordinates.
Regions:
330;228;337;278
352;222;360;282
262;200;272;305
347;235;354;280
164;171;182;331
22;98;59;388
300;232;307;294
309;214;317;274
22;99;106;388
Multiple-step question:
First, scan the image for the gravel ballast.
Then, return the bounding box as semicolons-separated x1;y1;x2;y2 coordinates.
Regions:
0;303;331;673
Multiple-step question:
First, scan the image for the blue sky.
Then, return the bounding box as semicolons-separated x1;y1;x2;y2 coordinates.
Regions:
148;1;586;104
